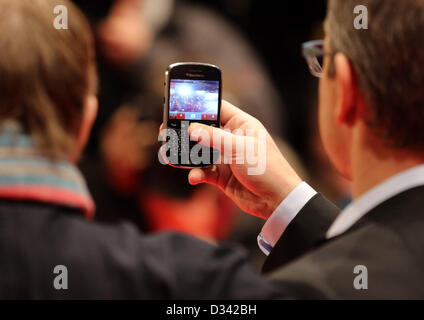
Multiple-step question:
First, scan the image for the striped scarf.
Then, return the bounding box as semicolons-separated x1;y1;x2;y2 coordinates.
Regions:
0;121;95;218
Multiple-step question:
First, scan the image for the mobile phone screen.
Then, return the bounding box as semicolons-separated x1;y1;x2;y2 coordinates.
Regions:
168;79;219;122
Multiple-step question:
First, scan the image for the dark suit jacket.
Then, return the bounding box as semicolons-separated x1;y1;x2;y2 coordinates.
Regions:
2;187;424;299
264;187;424;299
0;200;282;299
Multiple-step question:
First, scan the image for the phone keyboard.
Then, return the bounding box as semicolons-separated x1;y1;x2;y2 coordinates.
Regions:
167;129;195;158
165;123;219;166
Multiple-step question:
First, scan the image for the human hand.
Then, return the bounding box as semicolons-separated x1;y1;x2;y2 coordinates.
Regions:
187;100;302;220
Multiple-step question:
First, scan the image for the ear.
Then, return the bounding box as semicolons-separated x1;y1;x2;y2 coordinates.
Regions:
334;53;361;126
74;94;98;161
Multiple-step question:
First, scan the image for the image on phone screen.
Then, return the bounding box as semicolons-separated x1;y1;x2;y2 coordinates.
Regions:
169;79;219;121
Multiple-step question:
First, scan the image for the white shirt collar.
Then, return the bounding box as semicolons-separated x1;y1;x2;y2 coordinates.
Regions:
326;164;424;239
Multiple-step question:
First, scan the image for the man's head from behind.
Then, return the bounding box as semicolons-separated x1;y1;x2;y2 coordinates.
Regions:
0;0;97;160
319;0;424;181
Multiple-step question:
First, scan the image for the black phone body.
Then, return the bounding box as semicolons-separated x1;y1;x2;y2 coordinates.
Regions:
162;62;222;168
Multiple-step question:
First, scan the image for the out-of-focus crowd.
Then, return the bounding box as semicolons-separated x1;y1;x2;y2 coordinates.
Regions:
73;0;351;270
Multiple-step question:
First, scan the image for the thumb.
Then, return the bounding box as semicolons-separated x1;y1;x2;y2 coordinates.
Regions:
189;123;235;153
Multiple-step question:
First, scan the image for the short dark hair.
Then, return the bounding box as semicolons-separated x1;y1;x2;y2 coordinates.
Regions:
327;0;424;147
0;0;96;155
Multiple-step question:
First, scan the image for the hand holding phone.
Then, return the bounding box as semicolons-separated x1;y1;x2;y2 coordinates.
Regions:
187;100;303;220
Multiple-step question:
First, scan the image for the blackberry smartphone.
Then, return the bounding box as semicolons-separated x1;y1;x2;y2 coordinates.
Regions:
162;62;221;168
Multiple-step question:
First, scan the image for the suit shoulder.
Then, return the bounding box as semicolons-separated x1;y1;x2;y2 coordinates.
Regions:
269;223;424;299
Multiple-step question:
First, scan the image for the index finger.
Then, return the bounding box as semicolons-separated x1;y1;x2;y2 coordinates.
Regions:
220;100;250;125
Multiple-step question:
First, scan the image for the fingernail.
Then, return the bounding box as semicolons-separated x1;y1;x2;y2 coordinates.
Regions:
189;123;199;131
189;169;204;185
189;174;199;185
189;125;201;141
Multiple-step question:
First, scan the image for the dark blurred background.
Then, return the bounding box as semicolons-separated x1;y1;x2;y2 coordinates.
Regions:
192;0;327;154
